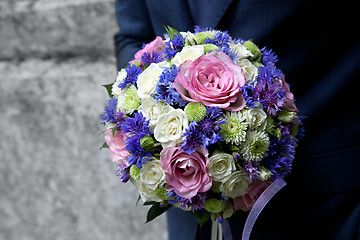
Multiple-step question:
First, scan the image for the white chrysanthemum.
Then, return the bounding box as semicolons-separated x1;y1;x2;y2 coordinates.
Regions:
240;130;270;162
221;111;248;145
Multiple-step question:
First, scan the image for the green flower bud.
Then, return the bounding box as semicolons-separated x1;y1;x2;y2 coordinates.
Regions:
244;40;261;61
140;136;155;150
203;43;219;53
129;165;140;180
204;199;226;214
154;187;170;200
184;102;207;122
259;165;272;181
277;110;297;123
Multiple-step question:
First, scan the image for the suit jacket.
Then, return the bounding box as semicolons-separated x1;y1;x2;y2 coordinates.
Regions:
114;0;360;239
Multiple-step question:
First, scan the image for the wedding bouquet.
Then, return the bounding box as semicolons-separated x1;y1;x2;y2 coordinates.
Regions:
101;26;303;225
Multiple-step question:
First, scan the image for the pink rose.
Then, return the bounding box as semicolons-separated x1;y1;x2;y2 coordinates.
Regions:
279;76;298;112
174;51;246;111
233;181;271;211
160;146;212;199
104;129;130;165
130;36;164;65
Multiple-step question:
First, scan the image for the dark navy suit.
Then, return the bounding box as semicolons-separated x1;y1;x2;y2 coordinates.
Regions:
114;0;360;239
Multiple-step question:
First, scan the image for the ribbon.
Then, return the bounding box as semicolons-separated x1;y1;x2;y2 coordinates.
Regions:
242;178;287;240
210;178;286;240
211;220;223;240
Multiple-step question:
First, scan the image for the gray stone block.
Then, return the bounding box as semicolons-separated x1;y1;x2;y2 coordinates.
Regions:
0;58;168;240
0;0;117;61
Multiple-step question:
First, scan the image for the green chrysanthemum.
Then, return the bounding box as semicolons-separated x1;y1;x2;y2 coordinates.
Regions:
121;84;141;114
240;130;270;162
204;198;226;214
221;111;248;145
184;102;207;122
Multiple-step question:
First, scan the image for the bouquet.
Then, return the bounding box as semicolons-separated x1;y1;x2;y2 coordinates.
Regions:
100;26;303;226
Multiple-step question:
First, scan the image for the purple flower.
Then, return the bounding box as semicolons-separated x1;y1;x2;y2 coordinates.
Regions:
253;76;287;116
181;107;225;154
168;190;206;212
115;163;130;183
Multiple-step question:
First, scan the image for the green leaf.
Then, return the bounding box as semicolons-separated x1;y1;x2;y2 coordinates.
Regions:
103;83;114;98
100;142;109;150
136;195;141;207
146;202;172;223
191;210;211;227
164;25;180;40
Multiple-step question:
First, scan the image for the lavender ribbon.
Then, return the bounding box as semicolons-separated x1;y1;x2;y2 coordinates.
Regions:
242;178;287;240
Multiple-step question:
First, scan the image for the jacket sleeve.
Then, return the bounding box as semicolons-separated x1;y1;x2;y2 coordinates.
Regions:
114;0;156;70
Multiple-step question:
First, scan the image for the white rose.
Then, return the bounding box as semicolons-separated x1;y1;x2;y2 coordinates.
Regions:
172;45;204;66
140;158;166;191
208;153;236;182
112;69;127;97
229;42;253;61
154;109;188;148
137;62;169;99
237;59;259;82
138;98;174;128
137;180;162;202
244;104;267;130
220;170;250;198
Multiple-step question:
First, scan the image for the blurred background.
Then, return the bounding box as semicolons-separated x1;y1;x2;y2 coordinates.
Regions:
0;0;167;239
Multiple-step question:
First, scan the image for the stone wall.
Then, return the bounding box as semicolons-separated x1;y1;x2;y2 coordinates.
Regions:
0;1;168;240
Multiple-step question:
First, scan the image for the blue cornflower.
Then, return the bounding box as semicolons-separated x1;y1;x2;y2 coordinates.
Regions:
261;47;278;66
121;112;153;168
163;34;184;60
194;25;214;33
204;30;230;49
257;65;283;83
240;80;263;109
263;134;296;179
140;51;164;66
118;65;142;89
152;65;187;107
100;97;118;125
181;107;225;154
167;190;206;212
